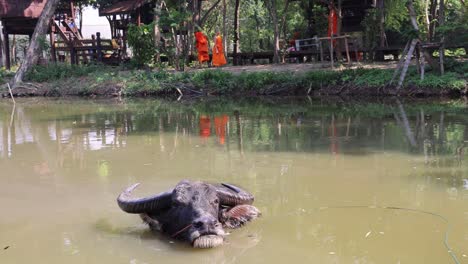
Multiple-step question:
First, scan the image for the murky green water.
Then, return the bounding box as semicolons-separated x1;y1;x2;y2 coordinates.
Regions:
0;98;467;264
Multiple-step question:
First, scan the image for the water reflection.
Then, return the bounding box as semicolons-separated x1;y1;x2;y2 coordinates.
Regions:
0;98;467;264
0;98;467;185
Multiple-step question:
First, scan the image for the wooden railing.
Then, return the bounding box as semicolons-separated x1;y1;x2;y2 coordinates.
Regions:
52;32;122;65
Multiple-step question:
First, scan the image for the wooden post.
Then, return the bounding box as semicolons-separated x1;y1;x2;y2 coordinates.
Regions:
329;36;334;69
91;34;96;60
3;30;10;70
137;8;141;26
354;42;359;63
50;19;57;62
70;0;76;21
122;30;127;58
70;35;76;64
96;32;102;62
112;15;117;38
439;39;445;75
344;36;351;65
319;40;324;62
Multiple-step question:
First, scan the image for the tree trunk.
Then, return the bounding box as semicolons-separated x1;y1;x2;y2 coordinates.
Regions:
222;0;227;55
233;0;241;65
335;0;343;61
78;3;83;36
0;22;4;67
424;0;431;40
438;0;445;75
395;100;417;147
192;0;201;29
280;0;290;41
254;2;263;50
271;0;280;63
153;0;162;63
407;1;419;31
11;0;61;87
429;0;437;41
374;0;385;60
11;35;16;65
407;0;439;71
200;0;222;26
378;0;385;48
397;38;418;89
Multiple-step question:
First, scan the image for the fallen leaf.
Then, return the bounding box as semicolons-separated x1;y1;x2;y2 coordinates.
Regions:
365;231;372;238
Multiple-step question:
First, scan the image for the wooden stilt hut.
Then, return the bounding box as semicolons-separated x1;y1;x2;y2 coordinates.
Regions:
98;0;153;56
0;0;75;69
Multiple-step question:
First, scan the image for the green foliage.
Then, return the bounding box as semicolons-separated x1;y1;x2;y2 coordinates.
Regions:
310;4;327;37
408;72;467;90
236;72;294;90
25;63;102;82
239;0;270;52
191;70;235;90
351;68;393;87
384;0;409;32
0;68;13;83
361;9;380;51
127;23;156;67
302;70;341;87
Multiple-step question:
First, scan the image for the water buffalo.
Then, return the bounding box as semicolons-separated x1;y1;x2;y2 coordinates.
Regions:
117;180;260;248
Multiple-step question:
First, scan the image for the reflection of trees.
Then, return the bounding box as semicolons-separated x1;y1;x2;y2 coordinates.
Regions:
1;99;467;188
394;99;417;148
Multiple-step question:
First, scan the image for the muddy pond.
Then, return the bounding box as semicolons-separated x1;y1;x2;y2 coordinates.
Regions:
0;98;467;264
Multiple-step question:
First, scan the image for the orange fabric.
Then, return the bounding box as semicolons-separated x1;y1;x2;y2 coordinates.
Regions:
328;8;338;45
199;116;211;138
214;115;229;144
195;32;209;63
212;35;227;67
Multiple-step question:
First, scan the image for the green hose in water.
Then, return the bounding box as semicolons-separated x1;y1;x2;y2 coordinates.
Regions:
305;205;461;264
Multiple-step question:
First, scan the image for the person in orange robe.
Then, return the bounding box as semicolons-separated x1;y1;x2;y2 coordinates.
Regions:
212;32;227;67
199;115;211;139
327;3;338;46
214;115;229;144
195;31;210;65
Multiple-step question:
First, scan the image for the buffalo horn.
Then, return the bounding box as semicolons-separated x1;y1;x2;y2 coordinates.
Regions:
216;183;254;206
117;183;172;214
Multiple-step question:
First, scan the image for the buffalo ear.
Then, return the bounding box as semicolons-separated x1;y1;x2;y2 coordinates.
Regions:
220;204;261;229
117;183;173;214
216;183;254;206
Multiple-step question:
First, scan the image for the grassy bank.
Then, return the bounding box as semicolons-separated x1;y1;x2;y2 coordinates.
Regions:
2;62;467;97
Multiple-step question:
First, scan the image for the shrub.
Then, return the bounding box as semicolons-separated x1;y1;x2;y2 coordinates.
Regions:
25;63;101;82
127;23;156;67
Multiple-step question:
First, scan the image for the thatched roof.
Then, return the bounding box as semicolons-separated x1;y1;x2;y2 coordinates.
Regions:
99;0;147;16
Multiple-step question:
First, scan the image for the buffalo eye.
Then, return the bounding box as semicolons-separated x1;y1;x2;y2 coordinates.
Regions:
213;198;219;204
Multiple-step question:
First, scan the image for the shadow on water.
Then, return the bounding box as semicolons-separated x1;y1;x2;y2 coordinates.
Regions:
93;217;262;249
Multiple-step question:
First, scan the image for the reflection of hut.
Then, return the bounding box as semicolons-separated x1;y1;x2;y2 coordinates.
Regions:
0;0;76;69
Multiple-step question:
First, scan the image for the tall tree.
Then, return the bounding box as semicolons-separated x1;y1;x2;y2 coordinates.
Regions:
153;0;162;63
265;0;280;63
222;0;228;54
11;0;61;87
233;0;241;65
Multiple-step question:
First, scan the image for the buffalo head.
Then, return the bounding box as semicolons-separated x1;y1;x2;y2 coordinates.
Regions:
117;180;259;248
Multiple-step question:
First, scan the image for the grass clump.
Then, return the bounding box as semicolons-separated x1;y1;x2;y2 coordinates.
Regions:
19;61;467;97
25;63;104;82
